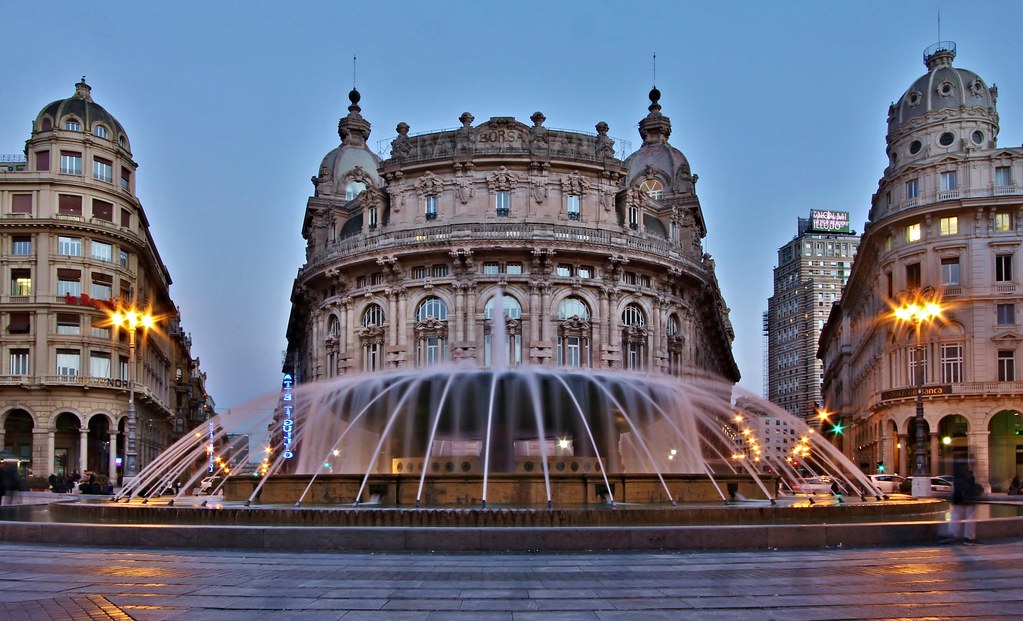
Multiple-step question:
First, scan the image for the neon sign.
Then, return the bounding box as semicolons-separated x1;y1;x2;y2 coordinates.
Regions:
281;374;294;459
809;209;851;233
207;420;215;473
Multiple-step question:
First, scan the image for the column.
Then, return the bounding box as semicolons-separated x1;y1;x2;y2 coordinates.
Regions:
47;431;55;477
78;428;88;473
388;291;398;347
929;432;940;476
344;297;355;358
108;431;118;480
397;290;408;349
539;283;551;343
454;284;465;342
898;434;909;477
339;301;348;352
466;286;477;342
968;430;991;492
528;283;540;343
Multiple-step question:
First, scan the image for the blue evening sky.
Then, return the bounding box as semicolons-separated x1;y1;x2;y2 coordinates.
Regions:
2;1;1021;413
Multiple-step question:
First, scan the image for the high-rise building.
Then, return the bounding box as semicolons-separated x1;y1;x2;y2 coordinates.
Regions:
820;43;1023;491
766;212;859;421
0;80;215;485
283;87;739;383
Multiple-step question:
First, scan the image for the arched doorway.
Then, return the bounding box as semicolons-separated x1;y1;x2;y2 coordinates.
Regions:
3;409;34;474
87;415;113;476
53;412;82;479
988;410;1023;492
937;414;969;475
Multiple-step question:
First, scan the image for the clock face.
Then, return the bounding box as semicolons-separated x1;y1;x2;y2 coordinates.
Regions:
640;179;664;199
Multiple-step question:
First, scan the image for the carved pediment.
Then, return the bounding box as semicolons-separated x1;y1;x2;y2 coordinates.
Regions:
559;315;591;335
415;317;449;338
416;172;443;197
357;325;386;344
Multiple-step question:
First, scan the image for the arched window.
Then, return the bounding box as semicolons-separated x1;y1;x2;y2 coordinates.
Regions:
41;118;52;131
93;125;109;139
484;295;522;367
621;303;648;370
328;315;340;337
64;118;81;131
345;181;367;201
360;304;385;372
639;179;664;199
416;297;449;366
557;297;591;367
667;314;683;376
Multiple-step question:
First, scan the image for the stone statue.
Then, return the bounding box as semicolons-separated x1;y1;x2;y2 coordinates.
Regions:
391;122;413;160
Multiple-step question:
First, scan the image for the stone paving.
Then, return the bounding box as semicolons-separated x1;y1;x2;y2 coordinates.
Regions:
1;541;1022;620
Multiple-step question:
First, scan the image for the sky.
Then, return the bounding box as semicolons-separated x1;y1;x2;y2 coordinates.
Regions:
2;1;1022;412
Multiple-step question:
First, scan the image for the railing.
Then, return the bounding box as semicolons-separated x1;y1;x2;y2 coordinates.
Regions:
937;189;960;201
893;185;1023;213
942;286;962;297
871;380;1023;408
996;284;1016;294
0;154;27;163
994;185;1020;196
308;222;708;277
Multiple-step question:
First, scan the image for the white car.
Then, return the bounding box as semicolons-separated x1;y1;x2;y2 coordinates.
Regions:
193;476;223;496
867;474;906;493
790;476;835;495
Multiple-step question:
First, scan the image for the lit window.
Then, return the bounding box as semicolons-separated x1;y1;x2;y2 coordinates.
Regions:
93;125;108;139
10;270;31;296
93;158;113;182
91;241;113;262
567;195;580;220
995;212;1012;231
64;119;81;131
60;152;82;175
939;217;958;235
906;223;921;242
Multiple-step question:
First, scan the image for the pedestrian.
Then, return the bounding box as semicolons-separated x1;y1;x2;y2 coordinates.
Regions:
1008;475;1020;496
0;462;19;505
949;459;981;544
48;473;58;492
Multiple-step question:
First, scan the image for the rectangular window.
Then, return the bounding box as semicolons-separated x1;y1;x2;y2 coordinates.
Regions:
35;150;49;171
578;266;592;279
92;199;113;222
425;195;438;220
432;265;448;278
91;273;112;300
505;263;522;275
995;166;1012;187
90;317;110;338
119;250;129;268
12;236;32;255
56;313;80;335
92;157;112;182
56;349;80;377
940;171;957;192
57;268;81;297
941;258;960;285
997;303;1016;326
64;120;80;131
995;212;1012;231
495;191;510;217
909;347;928;384
120;168;131;191
411;266;428;279
886;272;894;298
58;236;82;256
556;265;572;277
940;216;958;235
567;195;580;220
9;349;29;376
368;207;378;229
906;222;921;242
10;269;31;296
906;262;921;289
996;255;1013;282
89;353;111;379
58;194;83;218
483;262;500;275
12;194;32;214
59;151;82;175
119;356;128;381
998;350;1016;382
941;344;963;383
906;178;919;200
91;241;113;262
120;208;131;228
8;312;30;334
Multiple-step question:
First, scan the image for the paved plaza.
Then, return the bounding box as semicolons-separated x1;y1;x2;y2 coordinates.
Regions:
0;540;1022;620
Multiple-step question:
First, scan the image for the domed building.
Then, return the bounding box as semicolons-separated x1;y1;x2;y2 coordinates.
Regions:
820;43;1023;492
284;88;738;383
0;79;215;486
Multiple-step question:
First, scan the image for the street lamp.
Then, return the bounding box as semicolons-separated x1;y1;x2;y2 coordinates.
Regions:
892;290;943;497
109;304;155;485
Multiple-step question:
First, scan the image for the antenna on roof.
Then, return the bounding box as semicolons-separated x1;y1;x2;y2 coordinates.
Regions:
652;53;657;87
937;10;941;41
352;55;357;89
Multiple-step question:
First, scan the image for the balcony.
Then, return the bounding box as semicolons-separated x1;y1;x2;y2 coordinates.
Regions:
937;188;960;201
994;184;1021;196
894;184;1022;213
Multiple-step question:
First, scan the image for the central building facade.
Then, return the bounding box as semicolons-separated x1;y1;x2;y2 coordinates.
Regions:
284;89;738;384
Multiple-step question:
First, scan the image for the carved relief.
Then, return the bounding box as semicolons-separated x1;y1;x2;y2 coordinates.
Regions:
416;171;443;197
385;171;406;212
454;163;474;205
562;171;590;197
487;166;520;192
529;162;549;204
415;317;449;338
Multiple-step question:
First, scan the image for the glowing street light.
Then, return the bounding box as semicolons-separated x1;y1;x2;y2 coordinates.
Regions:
891;288;944;497
108;302;156;484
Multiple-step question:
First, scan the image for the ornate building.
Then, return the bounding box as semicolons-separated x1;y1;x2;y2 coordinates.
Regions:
820;43;1023;491
0;80;215;484
284;88;738;385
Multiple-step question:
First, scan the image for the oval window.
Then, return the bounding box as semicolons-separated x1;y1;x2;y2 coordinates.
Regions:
971;130;984;145
939;82;953;96
909;141;922;154
939;133;955;147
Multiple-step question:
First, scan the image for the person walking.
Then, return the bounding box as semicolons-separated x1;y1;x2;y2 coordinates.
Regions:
0;462;19;505
950;459;981;544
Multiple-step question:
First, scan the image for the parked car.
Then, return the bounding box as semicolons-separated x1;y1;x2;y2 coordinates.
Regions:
900;476;953;496
867;474;906;494
193;476;223;496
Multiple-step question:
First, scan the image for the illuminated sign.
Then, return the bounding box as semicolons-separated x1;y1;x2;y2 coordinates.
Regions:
809;210;851;233
64;293;113;310
880;385;953;401
281;374;295;459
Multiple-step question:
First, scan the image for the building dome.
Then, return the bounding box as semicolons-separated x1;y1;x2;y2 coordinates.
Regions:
886;42;998;163
313;88;382;197
34;78;129;147
624;88;693;191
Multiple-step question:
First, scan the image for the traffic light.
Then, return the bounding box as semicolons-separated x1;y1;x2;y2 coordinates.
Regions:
876;462;886;473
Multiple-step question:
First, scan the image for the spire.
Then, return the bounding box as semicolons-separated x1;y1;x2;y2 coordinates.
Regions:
338;87;371;147
638;87;671;145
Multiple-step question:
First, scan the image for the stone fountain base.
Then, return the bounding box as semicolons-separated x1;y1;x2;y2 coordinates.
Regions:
225;473;776;506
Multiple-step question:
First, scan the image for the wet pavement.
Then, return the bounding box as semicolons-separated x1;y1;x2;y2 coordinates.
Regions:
1;540;1022;620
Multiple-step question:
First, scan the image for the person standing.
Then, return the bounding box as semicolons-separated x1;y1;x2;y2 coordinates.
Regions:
950;459;980;544
0;462;19;505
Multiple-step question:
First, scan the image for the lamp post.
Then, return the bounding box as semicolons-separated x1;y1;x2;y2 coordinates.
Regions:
893;291;942;497
109;305;154;484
